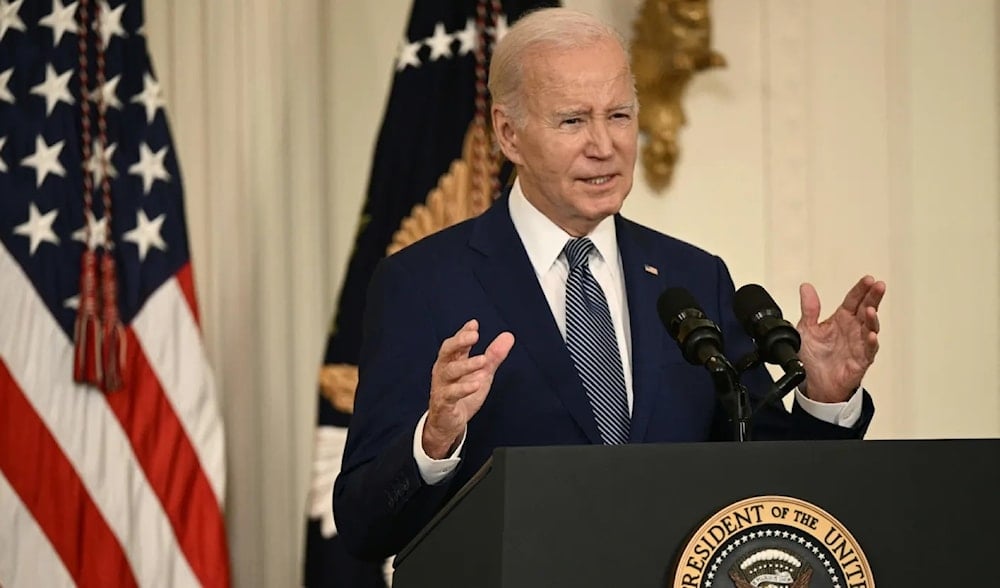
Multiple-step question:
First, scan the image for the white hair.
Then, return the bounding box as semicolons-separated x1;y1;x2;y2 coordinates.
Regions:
488;8;633;128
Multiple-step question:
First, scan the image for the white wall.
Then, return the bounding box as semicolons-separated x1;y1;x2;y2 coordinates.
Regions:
145;0;1000;585
902;1;1000;437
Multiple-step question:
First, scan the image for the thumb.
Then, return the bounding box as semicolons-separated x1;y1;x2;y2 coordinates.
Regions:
484;331;515;371
799;282;821;327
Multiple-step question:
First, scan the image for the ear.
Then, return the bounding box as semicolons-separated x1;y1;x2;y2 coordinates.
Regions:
491;105;523;166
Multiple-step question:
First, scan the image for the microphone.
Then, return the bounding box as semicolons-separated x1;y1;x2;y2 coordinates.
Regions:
732;284;805;378
656;287;730;371
658;287;752;441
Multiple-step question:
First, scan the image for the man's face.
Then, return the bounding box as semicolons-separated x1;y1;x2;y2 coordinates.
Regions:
495;37;639;236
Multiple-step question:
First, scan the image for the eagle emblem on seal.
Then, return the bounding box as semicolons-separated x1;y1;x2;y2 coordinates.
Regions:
729;548;814;588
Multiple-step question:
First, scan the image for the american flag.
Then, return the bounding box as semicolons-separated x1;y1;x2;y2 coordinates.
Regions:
0;1;229;586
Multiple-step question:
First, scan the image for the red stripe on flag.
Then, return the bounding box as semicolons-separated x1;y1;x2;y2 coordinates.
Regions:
0;359;139;588
103;329;231;588
175;263;201;327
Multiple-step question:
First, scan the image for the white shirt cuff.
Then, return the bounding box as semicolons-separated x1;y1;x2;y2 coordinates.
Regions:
412;411;465;485
794;385;864;428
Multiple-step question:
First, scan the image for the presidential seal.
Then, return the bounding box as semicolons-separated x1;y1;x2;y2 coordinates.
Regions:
670;496;873;588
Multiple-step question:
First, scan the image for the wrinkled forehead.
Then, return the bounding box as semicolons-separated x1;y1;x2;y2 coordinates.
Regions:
521;38;633;95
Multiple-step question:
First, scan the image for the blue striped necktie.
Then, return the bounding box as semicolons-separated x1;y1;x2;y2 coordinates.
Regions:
563;237;631;445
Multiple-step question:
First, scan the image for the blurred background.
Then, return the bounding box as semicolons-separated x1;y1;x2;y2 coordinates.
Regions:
141;0;999;585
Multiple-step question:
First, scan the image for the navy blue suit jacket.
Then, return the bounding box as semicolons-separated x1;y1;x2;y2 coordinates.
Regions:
333;195;873;560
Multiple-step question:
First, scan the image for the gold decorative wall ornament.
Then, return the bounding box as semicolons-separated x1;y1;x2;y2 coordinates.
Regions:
319;363;360;414
631;0;726;192
388;123;500;255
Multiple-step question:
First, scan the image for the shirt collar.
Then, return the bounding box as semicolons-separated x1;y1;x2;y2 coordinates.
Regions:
508;178;620;277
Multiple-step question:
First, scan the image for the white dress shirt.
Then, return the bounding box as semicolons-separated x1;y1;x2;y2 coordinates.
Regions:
413;179;862;484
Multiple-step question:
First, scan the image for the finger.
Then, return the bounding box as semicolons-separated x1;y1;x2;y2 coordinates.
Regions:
856;280;887;319
438;354;488;382
864;306;880;333
483;331;515;371
438;378;485;402
437;319;480;361
442;332;515;404
840;275;876;314
798;283;821;327
864;330;880;361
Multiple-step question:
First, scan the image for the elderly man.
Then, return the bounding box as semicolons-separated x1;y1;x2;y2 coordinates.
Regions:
334;7;884;560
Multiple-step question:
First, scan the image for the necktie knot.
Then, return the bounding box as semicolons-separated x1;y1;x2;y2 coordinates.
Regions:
563;237;596;271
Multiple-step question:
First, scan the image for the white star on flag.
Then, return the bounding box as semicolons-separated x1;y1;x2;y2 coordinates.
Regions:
86;140;118;184
91;74;123;110
0;67;13;103
97;0;127;47
455;18;477;56
0;0;26;42
490;14;509;43
0;136;7;172
128;142;171;194
21;135;66;188
396;37;421;71
13;202;60;255
425;23;453;61
123;209;167;260
30;64;75;115
131;72;165;123
72;210;109;251
38;0;79;45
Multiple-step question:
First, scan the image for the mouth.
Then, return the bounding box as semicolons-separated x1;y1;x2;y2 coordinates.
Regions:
580;174;616;186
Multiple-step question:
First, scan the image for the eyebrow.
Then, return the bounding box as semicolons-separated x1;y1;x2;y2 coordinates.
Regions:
553;108;589;119
611;101;638;113
553;103;636;119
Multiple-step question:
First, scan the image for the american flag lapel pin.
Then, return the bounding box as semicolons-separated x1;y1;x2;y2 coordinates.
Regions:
644;264;659;276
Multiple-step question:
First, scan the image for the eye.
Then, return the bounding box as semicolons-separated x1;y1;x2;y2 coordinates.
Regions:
611;111;632;121
561;117;583;127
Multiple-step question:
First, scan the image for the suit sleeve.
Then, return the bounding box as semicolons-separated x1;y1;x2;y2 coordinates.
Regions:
332;254;463;560
707;256;875;441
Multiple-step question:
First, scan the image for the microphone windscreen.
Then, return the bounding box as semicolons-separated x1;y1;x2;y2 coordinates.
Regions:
656;287;703;335
733;284;781;326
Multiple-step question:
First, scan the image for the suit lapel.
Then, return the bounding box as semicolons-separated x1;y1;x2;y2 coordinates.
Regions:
468;197;603;444
616;217;666;443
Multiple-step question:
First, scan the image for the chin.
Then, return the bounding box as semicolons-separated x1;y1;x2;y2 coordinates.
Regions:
584;200;625;223
597;189;628;212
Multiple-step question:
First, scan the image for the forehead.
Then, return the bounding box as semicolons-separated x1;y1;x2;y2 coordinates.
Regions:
522;39;633;109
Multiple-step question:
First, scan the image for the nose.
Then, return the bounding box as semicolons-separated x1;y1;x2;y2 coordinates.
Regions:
584;120;614;159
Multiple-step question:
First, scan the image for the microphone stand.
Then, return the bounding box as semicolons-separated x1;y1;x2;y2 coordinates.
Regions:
760;371;806;413
704;356;752;442
734;352;806;417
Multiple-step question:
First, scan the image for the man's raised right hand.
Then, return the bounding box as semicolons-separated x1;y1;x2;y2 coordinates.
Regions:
422;319;515;459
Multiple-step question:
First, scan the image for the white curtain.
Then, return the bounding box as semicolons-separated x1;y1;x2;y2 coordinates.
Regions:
144;0;1000;585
